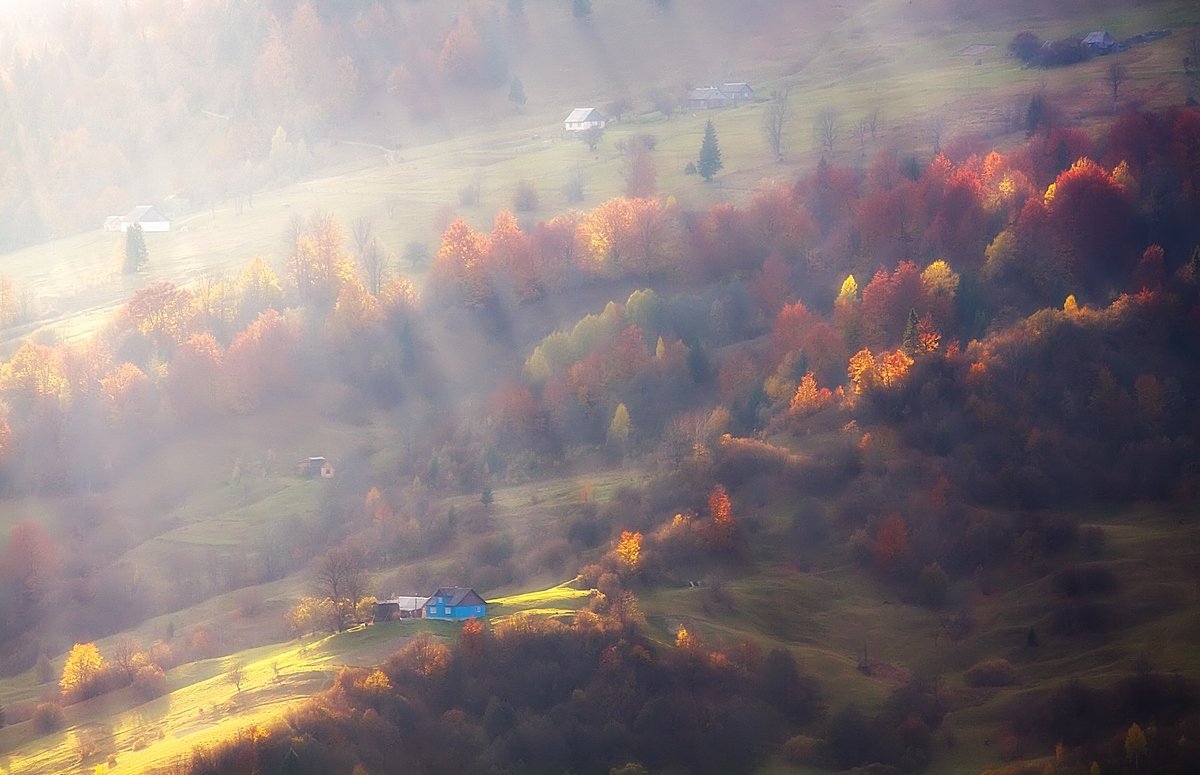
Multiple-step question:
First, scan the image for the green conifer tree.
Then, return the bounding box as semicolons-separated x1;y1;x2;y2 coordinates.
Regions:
902;308;920;355
697;120;723;182
123;223;148;274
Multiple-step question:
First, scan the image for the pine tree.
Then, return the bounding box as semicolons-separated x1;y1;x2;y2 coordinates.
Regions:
123;223;148;274
697;120;723;182
508;77;527;111
902;308;920;355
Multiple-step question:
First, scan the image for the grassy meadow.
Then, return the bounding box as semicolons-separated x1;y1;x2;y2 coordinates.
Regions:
1;0;1200;773
2;0;1196;348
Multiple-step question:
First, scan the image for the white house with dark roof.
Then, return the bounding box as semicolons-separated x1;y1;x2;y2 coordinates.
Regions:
104;205;170;233
563;107;606;132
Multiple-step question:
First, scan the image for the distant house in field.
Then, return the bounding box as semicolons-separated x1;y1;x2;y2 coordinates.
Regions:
720;82;754;104
563;107;605;132
298;456;335;479
372;595;429;622
104;204;170;233
1082;31;1117;54
424;587;488;620
687;82;754;109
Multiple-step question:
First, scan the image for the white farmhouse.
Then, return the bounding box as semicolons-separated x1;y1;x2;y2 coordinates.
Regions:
563;107;606;132
104;205;170;233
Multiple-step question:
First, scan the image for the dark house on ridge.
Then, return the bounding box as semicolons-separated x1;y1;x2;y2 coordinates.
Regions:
687;82;754;109
424;587;488;620
1082;31;1117;54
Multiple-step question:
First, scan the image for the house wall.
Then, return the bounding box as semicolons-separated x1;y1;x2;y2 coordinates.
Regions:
424;603;487;620
120;221;170;233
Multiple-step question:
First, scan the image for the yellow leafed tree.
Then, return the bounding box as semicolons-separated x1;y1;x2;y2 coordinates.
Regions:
60;642;105;696
616;530;643;570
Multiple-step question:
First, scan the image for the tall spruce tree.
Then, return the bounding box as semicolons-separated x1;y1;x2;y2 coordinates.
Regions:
698;120;723;182
123;223;148;274
902;308;920;355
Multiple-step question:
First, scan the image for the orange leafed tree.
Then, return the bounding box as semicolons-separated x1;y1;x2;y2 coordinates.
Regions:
615;530;643;571
123;281;196;349
99;362;153;423
708;483;735;547
789;372;834;416
431;218;491;306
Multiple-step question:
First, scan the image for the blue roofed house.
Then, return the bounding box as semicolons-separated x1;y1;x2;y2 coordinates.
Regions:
424;587;488;620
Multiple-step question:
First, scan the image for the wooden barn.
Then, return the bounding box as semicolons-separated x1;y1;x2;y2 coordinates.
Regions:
372;595;429;622
298;456;335;478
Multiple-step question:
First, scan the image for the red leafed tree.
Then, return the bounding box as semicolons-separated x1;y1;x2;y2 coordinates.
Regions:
873;514;910;570
923;166;987;269
167;334;224;422
225;310;298;412
99;362;153;424
771;301;818;359
2;521;59;615
1132;244;1165;292
752;254;792;322
1046;157;1135;287
438;14;487;86
859;261;923;348
691;202;754;278
746;183;817;261
59;339;113;404
530;213;581;291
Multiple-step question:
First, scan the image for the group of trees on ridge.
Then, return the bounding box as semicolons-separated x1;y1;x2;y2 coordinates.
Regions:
2;105;1200;771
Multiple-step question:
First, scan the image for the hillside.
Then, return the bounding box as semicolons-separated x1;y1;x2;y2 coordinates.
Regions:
1;1;1200;774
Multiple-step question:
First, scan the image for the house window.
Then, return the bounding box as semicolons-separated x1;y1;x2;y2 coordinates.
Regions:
475;606;482;614
445;607;452;615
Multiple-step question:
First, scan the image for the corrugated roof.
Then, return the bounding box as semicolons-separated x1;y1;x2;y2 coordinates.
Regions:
564;107;602;123
430;586;487;607
122;205;169;224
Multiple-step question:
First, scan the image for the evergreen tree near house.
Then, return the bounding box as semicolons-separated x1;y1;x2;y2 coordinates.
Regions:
698;120;723;182
124;223;148;274
508;77;527;111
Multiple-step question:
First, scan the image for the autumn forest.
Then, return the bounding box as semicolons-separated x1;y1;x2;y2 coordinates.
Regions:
2;1;1200;774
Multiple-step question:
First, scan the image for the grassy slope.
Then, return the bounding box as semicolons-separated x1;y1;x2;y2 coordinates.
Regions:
2;0;1196;349
0;0;1199;772
634;497;1200;775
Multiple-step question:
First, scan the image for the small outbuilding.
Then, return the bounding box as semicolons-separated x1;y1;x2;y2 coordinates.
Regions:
424;587;488;620
372;595;429;622
563;107;606;132
298;456;335;479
